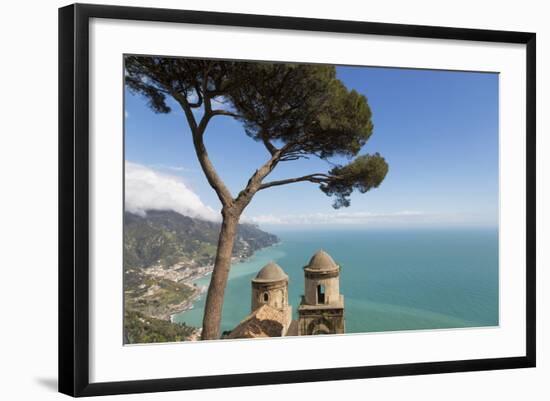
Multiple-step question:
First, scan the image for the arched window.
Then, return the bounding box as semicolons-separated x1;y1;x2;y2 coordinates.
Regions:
263;292;269;302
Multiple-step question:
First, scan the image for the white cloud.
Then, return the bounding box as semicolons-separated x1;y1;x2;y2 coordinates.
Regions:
246;210;426;226
125;161;219;221
149;164;198;173
211;96;233;111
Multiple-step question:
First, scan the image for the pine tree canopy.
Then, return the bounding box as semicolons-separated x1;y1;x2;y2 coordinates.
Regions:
125;56;388;208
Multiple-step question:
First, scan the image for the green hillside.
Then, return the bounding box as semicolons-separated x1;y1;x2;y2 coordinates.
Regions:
124;310;195;344
124;210;279;270
123;209;279;343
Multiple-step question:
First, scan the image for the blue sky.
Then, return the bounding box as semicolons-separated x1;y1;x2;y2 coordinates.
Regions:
124;64;499;229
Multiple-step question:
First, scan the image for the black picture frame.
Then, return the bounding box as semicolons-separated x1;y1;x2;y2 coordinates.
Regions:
59;3;536;397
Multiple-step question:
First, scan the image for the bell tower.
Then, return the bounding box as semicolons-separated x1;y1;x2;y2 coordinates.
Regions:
298;250;345;335
251;261;292;331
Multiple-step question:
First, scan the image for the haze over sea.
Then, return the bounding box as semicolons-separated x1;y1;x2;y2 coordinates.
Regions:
173;228;499;334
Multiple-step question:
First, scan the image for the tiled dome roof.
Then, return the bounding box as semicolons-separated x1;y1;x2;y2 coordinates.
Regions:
254;262;288;282
306;250;338;271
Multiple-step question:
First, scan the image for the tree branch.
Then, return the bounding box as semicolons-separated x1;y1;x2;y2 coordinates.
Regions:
279;155;305;161
187;85;203;108
173;92;234;207
259;173;334;190
260;131;278;156
233;148;286;210
173;92;198;132
210;110;240;119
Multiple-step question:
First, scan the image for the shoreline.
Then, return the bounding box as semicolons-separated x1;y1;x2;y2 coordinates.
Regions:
168;240;281;322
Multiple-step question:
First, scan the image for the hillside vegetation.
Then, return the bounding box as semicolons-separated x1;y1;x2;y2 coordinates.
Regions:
123;210;279;343
124;210;278;270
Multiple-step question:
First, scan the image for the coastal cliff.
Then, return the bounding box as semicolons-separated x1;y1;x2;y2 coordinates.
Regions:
123;210;278;344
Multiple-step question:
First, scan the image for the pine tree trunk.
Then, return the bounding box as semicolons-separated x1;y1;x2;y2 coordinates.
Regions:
200;211;239;340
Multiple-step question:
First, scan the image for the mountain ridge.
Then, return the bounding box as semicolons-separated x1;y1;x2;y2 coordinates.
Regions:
124;209;279;270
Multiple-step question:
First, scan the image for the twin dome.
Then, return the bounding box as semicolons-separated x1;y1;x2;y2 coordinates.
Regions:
253;261;288;282
306;249;338;271
254;250;338;282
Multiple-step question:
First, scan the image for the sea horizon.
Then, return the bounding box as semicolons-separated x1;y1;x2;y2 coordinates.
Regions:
173;227;499;335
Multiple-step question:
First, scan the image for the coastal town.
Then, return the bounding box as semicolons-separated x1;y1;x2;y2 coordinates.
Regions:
127;255;258;320
123;209;279;343
125;261;211;319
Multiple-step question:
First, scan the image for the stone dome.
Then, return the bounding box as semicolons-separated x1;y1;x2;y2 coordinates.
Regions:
253;262;288;282
306;250;338;271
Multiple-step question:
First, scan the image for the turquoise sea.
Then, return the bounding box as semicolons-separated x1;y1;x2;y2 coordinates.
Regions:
173;229;499;334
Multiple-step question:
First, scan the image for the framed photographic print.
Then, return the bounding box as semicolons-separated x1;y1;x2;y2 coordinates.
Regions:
58;3;536;397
